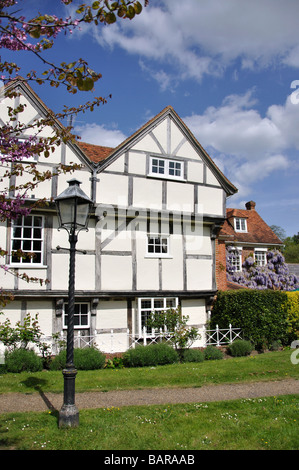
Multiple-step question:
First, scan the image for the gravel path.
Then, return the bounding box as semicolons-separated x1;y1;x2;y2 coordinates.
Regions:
0;378;298;413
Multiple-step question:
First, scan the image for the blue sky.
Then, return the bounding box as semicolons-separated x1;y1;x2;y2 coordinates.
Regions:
5;0;299;237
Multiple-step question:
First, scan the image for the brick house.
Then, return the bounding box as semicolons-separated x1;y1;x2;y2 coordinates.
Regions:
216;200;283;290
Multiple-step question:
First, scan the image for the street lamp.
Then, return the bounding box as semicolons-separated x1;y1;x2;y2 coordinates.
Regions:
55;178;93;428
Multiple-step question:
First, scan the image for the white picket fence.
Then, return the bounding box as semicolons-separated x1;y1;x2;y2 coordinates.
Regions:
40;324;242;354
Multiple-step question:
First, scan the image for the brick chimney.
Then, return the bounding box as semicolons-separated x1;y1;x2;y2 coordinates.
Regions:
245;200;256;211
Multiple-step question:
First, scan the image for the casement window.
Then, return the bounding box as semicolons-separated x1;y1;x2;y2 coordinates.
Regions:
234;217;247;232
147;235;169;257
149;156;184;180
254;249;267;266
10;215;44;265
230;247;242;272
63;303;90;329
138;297;178;335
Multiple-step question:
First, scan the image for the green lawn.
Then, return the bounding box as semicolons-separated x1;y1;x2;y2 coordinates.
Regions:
0;349;298;394
0;349;298;451
0;395;298;450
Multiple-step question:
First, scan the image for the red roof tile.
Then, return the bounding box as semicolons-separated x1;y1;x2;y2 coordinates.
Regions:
219;202;283;246
77;142;114;163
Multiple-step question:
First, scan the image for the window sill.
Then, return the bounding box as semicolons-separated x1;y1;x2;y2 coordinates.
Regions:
8;264;47;269
147;174;186;183
144;254;173;259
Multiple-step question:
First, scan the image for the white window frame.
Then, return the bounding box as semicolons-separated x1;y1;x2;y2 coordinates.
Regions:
234;217;247;232
63;302;90;330
230;247;242;272
254;248;267;266
149;156;184;180
10;214;44;266
138;297;179;336
146;234;171;258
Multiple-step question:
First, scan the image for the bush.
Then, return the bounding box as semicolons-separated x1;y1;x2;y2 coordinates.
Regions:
182;348;204;363
204;345;223;360
122;343;179;367
285;291;299;341
5;349;43;373
211;290;289;348
49;347;106;371
228;339;253;357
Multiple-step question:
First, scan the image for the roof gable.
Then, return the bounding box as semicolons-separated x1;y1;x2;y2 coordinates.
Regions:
2;77;95;170
220;201;283;246
93;106;237;196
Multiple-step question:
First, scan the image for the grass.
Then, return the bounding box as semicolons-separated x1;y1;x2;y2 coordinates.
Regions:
0;349;298;450
0;349;298;395
0;395;298;450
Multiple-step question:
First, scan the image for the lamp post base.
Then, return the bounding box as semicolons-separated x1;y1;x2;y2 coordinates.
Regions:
59;367;79;428
59;403;79;428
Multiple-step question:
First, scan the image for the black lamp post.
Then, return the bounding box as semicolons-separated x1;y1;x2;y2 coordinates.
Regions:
55;178;92;428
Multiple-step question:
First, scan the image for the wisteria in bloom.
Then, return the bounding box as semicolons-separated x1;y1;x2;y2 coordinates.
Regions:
226;246;299;291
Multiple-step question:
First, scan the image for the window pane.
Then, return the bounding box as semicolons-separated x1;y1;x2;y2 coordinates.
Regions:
33;228;42;239
141;299;151;309
12;240;21;250
166;298;176;308
24;216;32;226
154;299;164;309
34;217;42;227
162;239;168;253
13;227;22;238
24;227;32;238
33;253;41;263
33;240;42;251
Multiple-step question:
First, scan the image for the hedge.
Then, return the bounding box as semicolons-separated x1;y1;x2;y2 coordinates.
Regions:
211;289;290;349
285;291;299;340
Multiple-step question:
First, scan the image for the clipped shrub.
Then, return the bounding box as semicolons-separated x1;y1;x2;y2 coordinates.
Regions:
49;347;106;371
5;348;43;373
182;348;204;363
211;290;289;348
285;291;299;340
228;339;253;357
204;345;223;360
122;343;179;367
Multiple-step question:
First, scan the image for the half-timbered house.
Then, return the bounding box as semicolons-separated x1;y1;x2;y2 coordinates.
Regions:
0;78;237;352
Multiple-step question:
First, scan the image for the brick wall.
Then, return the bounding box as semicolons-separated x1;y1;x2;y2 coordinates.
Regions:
215;239;227;290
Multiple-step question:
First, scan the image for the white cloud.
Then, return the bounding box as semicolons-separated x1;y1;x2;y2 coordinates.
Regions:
183;89;299;197
86;0;299;82
74;123;126;147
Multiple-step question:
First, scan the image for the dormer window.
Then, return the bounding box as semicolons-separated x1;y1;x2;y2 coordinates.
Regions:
234;217;247;232
149;156;184;180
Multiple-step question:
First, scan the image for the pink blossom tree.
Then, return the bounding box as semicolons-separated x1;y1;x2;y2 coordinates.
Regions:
0;0;148;303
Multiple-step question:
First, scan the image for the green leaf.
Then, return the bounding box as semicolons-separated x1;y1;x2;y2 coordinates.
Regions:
134;1;142;14
105;12;117;23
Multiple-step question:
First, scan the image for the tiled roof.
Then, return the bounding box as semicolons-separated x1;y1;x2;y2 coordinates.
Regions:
77;142;114;163
219;201;283;246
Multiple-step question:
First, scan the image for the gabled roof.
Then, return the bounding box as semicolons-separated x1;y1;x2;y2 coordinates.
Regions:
219;201;283;246
2;77;95;170
2;79;237;196
84;105;237;196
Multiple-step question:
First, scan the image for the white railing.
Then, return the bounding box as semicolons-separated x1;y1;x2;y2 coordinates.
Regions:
203;324;242;346
39;325;242;354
